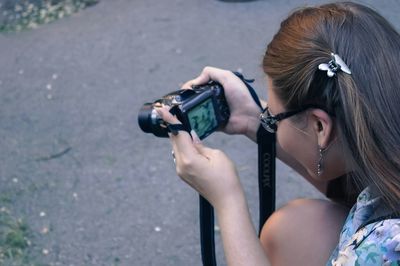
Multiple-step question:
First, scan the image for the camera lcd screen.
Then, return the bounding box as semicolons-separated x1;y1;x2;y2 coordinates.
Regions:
187;98;218;139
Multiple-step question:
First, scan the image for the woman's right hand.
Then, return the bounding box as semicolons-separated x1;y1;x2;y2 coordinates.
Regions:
182;67;263;142
156;107;245;210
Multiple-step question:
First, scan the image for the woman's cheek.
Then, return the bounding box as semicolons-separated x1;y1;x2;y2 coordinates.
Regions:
276;128;317;178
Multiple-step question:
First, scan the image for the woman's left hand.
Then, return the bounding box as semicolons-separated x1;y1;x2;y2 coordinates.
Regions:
180;67;262;142
157;107;244;210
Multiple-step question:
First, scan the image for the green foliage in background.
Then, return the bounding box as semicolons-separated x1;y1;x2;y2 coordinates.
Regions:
0;0;99;32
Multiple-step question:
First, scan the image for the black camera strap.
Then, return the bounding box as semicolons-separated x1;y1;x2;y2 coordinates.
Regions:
199;196;216;266
199;72;276;265
256;125;276;233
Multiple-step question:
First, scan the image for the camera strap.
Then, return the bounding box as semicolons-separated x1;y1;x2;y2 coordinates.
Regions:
199;72;276;266
256;125;276;233
232;71;276;232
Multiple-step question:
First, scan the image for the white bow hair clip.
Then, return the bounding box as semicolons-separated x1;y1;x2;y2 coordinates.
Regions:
318;53;352;77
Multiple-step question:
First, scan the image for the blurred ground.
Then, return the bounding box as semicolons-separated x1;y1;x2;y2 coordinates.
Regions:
1;0;399;265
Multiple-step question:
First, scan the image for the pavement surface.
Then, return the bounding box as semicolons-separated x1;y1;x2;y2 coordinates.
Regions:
1;0;400;265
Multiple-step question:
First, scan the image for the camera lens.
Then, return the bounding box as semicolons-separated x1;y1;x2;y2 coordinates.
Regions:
138;103;155;133
138;103;169;138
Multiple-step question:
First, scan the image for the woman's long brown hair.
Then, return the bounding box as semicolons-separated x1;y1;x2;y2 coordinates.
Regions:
263;2;400;211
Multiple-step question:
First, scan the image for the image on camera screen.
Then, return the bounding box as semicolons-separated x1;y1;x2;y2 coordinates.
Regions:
187;98;218;139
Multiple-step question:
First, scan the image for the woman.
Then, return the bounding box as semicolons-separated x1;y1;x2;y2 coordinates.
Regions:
157;2;400;265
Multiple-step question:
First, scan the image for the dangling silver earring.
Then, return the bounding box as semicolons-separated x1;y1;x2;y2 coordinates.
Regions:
317;146;326;176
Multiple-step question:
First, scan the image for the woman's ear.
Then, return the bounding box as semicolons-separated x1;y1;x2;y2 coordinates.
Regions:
309;109;334;148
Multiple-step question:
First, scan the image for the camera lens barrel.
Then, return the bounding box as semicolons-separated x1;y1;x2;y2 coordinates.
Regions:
138;103;154;133
138;103;169;138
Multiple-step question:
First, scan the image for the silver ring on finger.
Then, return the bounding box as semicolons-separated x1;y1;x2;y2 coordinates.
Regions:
171;150;176;164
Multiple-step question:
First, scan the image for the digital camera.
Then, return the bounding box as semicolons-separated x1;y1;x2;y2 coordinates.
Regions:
138;81;230;140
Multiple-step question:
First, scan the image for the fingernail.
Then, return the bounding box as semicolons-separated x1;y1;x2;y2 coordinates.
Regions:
191;130;201;144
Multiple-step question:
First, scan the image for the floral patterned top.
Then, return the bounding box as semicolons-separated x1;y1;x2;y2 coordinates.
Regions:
327;187;400;266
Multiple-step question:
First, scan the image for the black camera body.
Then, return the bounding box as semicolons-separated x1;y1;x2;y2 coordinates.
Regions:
138;81;230;140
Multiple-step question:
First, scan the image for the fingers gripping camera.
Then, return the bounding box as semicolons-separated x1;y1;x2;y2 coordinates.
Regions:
138;82;230;140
